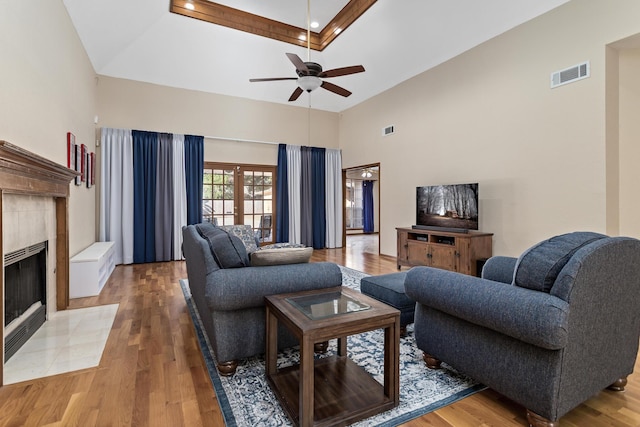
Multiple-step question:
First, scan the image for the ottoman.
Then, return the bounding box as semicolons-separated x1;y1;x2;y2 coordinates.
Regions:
360;272;414;336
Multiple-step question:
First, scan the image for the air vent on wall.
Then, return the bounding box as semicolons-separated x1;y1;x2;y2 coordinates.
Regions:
382;125;395;136
551;61;590;88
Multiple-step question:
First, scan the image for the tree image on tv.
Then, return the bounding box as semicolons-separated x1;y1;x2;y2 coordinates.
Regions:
417;184;478;229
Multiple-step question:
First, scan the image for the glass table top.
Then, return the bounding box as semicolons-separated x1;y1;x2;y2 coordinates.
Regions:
286;291;371;320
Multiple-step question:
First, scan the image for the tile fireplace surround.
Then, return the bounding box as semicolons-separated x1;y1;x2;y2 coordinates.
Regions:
0;141;78;386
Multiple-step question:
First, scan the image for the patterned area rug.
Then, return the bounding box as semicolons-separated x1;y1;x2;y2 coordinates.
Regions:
180;266;485;426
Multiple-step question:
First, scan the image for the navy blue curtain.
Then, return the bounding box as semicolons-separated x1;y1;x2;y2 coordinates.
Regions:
311;148;326;249
184;135;204;225
275;144;289;243
363;180;374;234
132;130;158;263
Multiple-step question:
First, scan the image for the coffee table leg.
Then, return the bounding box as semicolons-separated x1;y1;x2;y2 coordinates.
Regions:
384;318;400;405
266;306;278;376
300;336;314;427
337;336;347;356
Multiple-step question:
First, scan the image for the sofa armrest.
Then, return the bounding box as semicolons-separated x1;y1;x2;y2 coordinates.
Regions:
404;267;569;350
481;256;517;283
205;262;342;311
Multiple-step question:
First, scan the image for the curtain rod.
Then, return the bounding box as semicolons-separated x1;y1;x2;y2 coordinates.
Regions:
204;135;280;146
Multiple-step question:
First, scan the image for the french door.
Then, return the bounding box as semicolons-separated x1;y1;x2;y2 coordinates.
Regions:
202;163;276;245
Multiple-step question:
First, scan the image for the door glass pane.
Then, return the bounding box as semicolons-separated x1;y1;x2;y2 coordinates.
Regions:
223;200;234;215
254;200;264;214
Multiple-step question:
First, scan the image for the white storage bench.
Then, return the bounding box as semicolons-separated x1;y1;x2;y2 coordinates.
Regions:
69;241;116;298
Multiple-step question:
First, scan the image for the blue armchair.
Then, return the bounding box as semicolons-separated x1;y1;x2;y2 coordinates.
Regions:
404;232;640;427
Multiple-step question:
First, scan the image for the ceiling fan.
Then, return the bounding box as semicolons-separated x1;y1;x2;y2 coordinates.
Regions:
250;53;365;101
249;0;365;102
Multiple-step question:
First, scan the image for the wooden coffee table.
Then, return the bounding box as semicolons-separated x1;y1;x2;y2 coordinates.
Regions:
265;286;400;427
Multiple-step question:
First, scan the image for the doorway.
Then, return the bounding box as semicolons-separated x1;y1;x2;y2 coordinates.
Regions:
342;163;380;254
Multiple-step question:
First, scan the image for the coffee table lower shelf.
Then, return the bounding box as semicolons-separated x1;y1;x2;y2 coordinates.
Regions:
267;354;395;427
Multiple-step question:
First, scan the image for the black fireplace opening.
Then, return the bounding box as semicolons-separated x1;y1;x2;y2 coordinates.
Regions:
4;242;47;361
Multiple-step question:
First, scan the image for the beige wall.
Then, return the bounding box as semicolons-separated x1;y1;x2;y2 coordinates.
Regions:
96;77;339;166
339;0;640;257
618;48;640;236
0;0;97;256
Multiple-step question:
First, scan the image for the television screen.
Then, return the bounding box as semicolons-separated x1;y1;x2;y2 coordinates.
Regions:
416;183;479;231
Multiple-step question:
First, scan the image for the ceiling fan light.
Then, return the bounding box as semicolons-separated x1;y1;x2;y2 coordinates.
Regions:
298;76;321;92
361;169;373;178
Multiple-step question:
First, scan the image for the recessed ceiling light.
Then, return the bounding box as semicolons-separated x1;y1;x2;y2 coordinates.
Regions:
334;28;342;35
185;1;195;10
310;21;319;29
299;34;306;41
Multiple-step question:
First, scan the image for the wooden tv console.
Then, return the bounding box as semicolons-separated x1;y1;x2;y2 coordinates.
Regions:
396;227;493;276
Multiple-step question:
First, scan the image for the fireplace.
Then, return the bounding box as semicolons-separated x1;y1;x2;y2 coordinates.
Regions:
0;141;77;386
4;242;47;361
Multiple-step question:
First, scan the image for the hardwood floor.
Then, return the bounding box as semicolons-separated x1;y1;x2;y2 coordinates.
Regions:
0;235;638;426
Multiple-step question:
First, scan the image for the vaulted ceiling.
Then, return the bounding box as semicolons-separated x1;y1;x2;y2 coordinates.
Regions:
63;0;569;112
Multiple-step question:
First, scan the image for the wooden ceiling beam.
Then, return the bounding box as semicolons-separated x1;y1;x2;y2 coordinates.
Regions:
169;0;377;52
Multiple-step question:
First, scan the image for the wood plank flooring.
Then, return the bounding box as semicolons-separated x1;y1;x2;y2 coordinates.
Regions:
0;234;638;426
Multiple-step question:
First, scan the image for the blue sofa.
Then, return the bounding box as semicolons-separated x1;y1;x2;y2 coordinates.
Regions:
182;222;342;375
404;232;640;426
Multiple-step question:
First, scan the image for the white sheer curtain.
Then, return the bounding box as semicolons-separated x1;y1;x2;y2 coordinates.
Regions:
99;128;134;265
325;148;343;248
286;145;302;244
172;134;187;260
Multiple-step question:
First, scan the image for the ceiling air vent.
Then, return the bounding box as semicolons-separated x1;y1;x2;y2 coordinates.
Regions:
551;61;590;88
382;125;395;136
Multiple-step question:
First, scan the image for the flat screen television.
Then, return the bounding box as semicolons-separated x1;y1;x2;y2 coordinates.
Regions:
415;183;479;232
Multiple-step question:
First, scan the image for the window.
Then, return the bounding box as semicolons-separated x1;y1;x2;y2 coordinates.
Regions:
203;163;276;244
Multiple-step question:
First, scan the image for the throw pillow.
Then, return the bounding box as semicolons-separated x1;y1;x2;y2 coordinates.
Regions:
512;231;606;293
195;223;250;268
218;225;259;253
250;247;313;266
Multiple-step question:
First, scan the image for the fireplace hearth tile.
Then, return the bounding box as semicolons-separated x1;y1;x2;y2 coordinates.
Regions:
3;304;118;384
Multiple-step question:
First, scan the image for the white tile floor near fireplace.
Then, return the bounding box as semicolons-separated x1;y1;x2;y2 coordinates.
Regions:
4;304;118;385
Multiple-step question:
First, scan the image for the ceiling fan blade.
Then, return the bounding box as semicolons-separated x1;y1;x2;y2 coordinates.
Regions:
249;77;297;82
288;87;304;102
319;65;365;78
286;53;309;74
321;81;352;97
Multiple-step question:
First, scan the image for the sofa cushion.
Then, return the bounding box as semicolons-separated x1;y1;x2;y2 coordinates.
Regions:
513;231;606;292
250;247;313;266
195;223;250;268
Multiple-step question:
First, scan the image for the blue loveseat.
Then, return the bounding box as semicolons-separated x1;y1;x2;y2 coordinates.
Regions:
405;232;640;427
182;222;342;375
